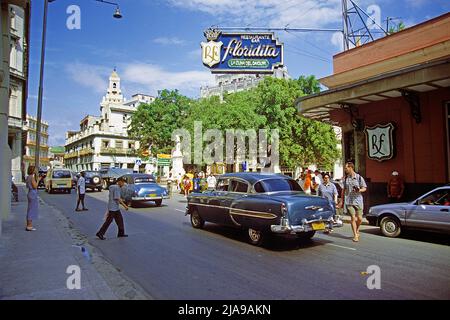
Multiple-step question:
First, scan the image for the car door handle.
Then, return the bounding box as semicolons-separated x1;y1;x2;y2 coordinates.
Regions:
440;208;449;212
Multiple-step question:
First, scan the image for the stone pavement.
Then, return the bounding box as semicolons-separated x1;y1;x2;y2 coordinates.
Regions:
0;185;151;300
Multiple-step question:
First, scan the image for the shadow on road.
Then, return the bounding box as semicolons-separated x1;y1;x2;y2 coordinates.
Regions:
191;223;332;251
360;227;450;246
130;202;168;209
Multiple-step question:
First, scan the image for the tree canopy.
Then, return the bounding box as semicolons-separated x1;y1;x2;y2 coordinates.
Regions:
128;76;340;170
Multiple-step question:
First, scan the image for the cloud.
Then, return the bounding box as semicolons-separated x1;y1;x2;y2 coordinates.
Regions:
65;61;214;97
65;63;110;93
153;37;187;45
122;63;215;96
166;0;342;28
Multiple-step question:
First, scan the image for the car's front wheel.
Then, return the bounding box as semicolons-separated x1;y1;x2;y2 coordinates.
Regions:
190;210;204;229
155;199;162;207
248;228;265;246
380;216;401;237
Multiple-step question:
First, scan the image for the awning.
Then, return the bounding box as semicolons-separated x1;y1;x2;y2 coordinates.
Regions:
296;58;450;123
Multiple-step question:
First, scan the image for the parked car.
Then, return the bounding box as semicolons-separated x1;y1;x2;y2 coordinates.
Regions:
366;186;450;238
119;173;168;207
99;168;133;190
185;173;343;246
44;168;73;194
80;170;103;192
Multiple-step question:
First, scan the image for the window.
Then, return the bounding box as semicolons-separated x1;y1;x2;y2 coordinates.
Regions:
260;179;302;192
216;178;230;191
52;170;71;178
115;140;123;149
419;190;450;206
102;140;110;148
230;180;249;193
254;182;265;193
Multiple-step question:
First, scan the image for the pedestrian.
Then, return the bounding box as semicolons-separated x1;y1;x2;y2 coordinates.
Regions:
207;174;217;191
96;177;129;240
338;162;367;242
25;165;39;231
167;172;174;198
303;170;312;195
193;173;200;193
387;170;405;203
75;171;88;211
183;175;191;197
318;173;338;234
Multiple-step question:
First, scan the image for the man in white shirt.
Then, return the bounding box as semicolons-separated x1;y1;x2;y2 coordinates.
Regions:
207;174;217;191
75;172;87;211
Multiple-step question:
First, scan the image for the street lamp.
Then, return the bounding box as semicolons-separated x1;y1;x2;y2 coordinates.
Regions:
34;0;122;172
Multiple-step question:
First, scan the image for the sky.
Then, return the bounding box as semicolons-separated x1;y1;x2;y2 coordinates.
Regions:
27;0;449;146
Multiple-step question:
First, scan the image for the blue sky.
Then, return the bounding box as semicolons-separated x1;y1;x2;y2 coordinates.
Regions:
27;0;449;146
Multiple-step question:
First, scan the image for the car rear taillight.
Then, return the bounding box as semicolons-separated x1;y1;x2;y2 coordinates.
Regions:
281;203;287;217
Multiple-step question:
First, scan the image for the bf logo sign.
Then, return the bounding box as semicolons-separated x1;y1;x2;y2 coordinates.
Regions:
365;265;381;290
66;5;81;30
66;265;81;290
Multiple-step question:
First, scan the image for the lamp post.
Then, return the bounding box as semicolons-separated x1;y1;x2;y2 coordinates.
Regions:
34;0;122;172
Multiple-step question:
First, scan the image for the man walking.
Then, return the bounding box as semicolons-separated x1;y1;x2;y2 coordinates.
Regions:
338;162;367;242
75;172;88;211
318;173;338;234
96;177;129;240
207;174;217;191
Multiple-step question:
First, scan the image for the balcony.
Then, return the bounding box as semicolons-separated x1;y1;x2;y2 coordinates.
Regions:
100;147;137;156
64;151;79;159
79;148;94;156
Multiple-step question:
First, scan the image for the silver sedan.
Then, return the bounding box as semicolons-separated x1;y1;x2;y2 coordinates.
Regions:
366;186;450;237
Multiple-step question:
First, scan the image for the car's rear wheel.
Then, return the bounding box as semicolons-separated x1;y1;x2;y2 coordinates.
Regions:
297;231;316;242
380;216;401;238
248;228;264;246
67;189;71;194
155;199;162;207
97;187;102;192
190;210;204;229
49;187;53;194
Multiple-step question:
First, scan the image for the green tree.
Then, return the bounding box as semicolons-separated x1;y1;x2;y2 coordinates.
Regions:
128;89;192;156
253;76;339;170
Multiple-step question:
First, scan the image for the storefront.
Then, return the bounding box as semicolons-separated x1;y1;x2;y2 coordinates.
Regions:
297;13;450;208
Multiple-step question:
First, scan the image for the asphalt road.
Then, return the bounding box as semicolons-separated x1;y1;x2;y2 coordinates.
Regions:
39;188;450;299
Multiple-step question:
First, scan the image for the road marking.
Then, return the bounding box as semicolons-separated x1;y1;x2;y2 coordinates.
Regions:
326;243;357;251
175;209;185;213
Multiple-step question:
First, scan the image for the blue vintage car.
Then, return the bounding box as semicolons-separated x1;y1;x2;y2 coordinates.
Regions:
120;173;169;207
186;173;343;246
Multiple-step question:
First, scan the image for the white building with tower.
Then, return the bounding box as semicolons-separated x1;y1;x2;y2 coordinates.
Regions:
64;69;155;172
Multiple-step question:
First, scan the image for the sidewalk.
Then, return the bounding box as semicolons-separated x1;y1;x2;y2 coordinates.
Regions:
0;185;151;300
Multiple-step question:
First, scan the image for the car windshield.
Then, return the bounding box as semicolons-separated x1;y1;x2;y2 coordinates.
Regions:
52;170;71;178
134;177;155;183
260;178;302;192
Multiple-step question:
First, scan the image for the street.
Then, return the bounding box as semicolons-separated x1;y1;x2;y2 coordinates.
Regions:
38;189;450;300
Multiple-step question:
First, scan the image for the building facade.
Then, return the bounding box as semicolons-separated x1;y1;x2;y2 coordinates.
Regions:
23;114;49;170
297;13;450;208
0;0;31;236
7;2;29;182
200;66;290;99
65;70;155;172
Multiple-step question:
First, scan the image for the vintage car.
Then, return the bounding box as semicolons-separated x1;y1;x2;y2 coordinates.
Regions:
366;186;450;238
44;168;73;194
185;173;343;246
99;167;133;190
120;173;169;207
80;170;103;192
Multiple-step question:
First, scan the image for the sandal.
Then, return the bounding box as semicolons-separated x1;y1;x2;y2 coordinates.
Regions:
352;234;359;242
25;227;36;231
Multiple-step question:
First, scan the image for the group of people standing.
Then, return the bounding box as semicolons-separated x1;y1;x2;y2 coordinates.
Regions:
180;172;217;197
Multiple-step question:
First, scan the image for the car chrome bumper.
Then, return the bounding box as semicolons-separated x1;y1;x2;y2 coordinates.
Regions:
271;217;344;234
132;196;169;201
